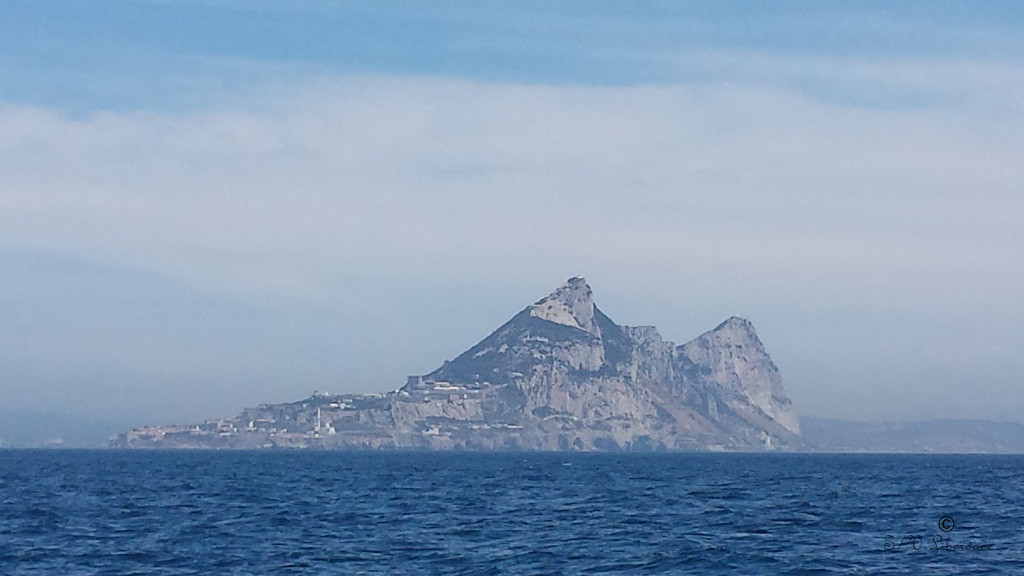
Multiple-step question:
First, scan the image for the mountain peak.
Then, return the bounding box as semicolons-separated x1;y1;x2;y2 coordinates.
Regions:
715;316;754;331
705;316;761;347
528;277;598;333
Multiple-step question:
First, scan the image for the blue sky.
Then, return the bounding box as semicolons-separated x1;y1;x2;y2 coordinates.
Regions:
2;2;1024;442
3;1;1023;111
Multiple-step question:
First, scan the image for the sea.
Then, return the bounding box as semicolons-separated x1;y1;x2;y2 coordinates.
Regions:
1;451;1021;575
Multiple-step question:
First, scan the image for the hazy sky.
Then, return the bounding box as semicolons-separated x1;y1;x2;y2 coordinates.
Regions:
2;2;1023;434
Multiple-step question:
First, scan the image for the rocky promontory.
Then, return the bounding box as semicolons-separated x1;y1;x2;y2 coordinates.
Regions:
114;277;803;451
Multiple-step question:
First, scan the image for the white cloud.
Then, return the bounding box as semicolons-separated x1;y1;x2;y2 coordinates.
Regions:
2;59;1023;423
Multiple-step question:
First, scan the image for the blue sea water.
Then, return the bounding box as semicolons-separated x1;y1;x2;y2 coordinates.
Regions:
1;451;1022;575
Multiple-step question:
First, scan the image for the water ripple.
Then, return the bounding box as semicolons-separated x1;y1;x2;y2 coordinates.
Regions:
1;451;1022;575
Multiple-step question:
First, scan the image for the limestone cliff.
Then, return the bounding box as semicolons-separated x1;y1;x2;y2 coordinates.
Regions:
394;277;801;450
114;277;803;451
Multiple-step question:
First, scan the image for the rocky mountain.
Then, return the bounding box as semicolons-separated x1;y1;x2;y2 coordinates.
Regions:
114;277;803;451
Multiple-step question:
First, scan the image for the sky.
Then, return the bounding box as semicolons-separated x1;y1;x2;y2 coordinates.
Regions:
2;2;1023;443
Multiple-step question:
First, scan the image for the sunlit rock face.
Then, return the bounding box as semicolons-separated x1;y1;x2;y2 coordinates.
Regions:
678;317;800;436
400;277;803;451
528;276;599;334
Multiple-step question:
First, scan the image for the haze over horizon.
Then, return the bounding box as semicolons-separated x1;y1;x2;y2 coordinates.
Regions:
2;2;1023;442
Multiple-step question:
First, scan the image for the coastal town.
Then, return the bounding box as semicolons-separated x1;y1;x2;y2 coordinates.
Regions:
112;379;515;450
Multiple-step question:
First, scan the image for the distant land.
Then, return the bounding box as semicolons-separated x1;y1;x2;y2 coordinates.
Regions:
8;278;1018;453
94;277;1024;454
112;277;803;451
801;417;1024;454
7;414;1024;453
0;411;130;449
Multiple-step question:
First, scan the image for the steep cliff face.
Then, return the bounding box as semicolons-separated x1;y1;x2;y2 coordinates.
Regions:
115;277;804;451
395;277;803;450
528;276;600;335
678;317;800;436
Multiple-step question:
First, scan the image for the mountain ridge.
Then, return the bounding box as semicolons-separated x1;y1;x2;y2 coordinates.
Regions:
114;277;804;451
